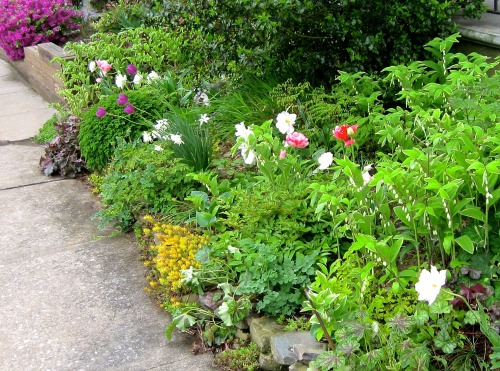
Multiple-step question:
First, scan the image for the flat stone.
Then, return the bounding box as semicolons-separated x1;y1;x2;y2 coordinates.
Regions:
249;316;285;353
270;331;319;366
292;343;327;362
289;361;309;371
259;352;284;371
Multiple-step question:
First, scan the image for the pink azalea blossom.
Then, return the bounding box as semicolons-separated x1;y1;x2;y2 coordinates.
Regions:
285;132;309;149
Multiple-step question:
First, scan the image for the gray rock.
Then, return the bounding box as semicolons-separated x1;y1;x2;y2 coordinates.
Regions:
271;332;319;365
249;316;285;353
292;343;327;362
259;352;285;371
289;361;309;371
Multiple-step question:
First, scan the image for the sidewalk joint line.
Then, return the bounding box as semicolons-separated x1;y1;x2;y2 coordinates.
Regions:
0;178;71;191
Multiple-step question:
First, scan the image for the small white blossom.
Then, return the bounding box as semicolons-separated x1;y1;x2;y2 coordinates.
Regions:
239;144;256;165
147;71;160;82
235;122;253;140
133;73;143;85
170;134;184;145
115;73;127;89
199;113;210;125
154;145;163;152
275;111;296;135
155;119;169;131
88;61;96;72
228;245;240;254
317;152;333;170
142;131;152;143
415;266;446;305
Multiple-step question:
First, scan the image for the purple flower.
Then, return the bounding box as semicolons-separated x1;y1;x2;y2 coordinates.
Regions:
96;107;107;118
116;93;129;105
126;64;137;75
124;104;135;114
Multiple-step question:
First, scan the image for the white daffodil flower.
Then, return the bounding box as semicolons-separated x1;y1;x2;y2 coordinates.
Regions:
170;134;184;145
199;113;210;125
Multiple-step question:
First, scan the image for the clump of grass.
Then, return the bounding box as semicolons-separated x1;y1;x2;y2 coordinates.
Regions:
33;114;58;144
213;342;260;371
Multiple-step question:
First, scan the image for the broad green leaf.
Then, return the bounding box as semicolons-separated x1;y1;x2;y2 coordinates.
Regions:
455;235;474;254
460;207;485;222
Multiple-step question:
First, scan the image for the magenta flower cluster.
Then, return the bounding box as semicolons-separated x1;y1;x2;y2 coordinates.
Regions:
0;0;81;61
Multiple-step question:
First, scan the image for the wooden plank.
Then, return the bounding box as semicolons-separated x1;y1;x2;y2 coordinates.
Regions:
37;42;75;70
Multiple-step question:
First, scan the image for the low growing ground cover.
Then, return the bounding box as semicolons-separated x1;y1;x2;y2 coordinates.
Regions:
14;0;500;368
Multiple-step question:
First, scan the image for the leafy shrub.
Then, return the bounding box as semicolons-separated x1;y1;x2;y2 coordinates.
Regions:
39;115;87;178
79;88;169;172
151;0;485;84
93;0;153;33
94;140;199;230
0;0;81;61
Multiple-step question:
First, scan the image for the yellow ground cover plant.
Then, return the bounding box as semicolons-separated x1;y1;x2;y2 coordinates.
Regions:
142;215;208;297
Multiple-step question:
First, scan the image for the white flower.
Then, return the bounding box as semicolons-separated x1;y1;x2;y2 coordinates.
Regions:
133;73;143;85
154;145;163;152
194;91;210;106
151;130;162;140
275;111;296;135
362;164;373;185
235;122;253;140
239;145;256;165
228;245;240;254
147;71;160;82
142;131;152;143
415;266;446;305
88;61;96;72
170;134;184;145
155;119;169;131
318;152;333;170
199;113;210;125
115;73;127;89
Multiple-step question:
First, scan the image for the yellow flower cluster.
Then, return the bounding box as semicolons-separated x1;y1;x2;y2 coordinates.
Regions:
144;219;208;294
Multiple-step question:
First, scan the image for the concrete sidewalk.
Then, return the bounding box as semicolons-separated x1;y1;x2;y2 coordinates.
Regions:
0;59;214;370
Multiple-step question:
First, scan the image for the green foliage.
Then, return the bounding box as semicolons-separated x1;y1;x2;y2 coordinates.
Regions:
92;0;151;33
94;140;199;230
39;115;87;178
56;27;184;115
149;0;485;85
79;88;169;172
212;342;260;371
32;114;58;144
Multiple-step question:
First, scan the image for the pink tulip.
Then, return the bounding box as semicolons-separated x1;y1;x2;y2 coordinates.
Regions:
286;132;309;149
333;124;358;146
279;149;287;159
